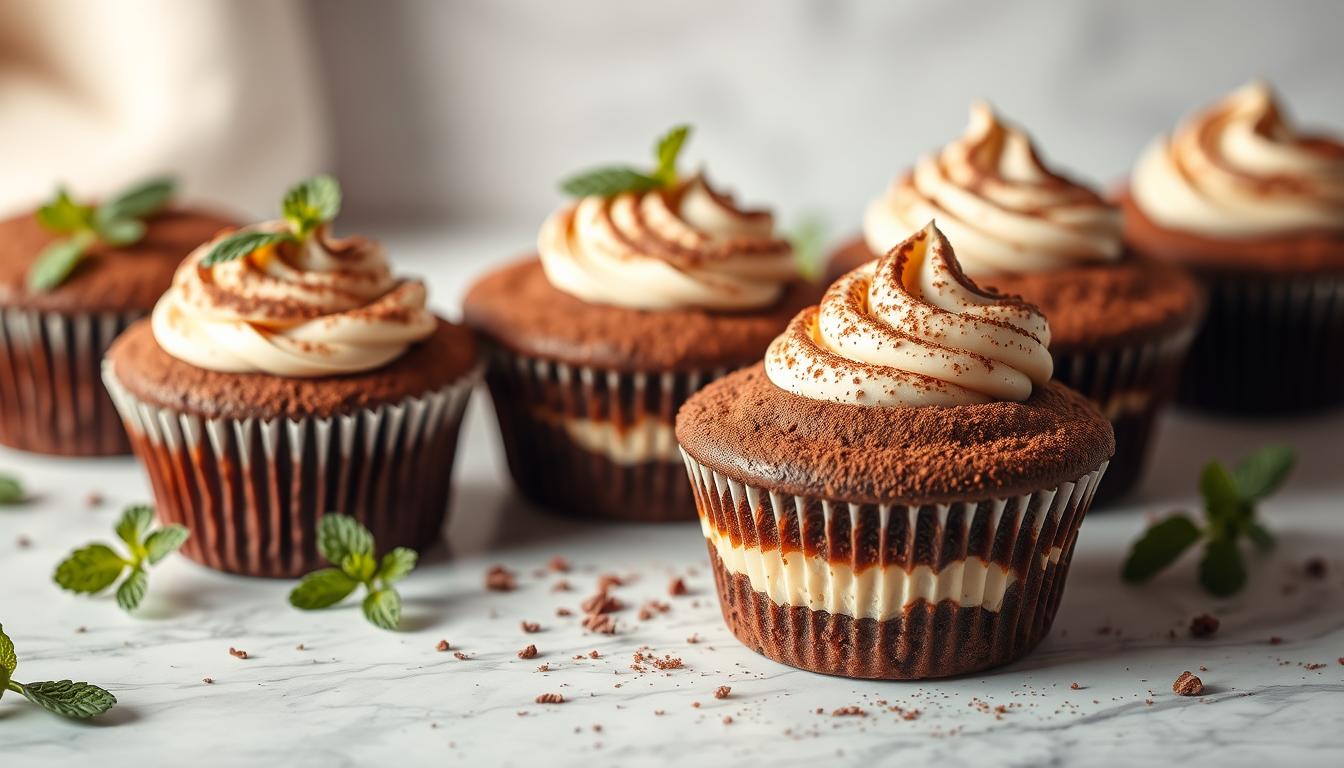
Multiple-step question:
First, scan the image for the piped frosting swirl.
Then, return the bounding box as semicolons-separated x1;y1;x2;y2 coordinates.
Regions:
765;222;1052;407
538;175;797;311
864;103;1122;276
1130;81;1344;237
151;223;436;377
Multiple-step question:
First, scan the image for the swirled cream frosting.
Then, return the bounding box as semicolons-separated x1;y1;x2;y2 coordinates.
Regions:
538;175;797;311
151;223;436;377
864;103;1122;276
765;222;1051;407
1131;81;1344;237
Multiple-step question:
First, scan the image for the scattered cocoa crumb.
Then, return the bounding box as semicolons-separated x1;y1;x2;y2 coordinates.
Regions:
485;565;516;592
714;686;731;699
1070;682;1081;690
1304;558;1327;579
436;640;450;652
453;652;469;660
1199;665;1208;671
589;650;600;659
552;580;571;593
1145;699;1153;706
1304;662;1327;670
582;592;623;615
556;607;573;617
596;573;624;591
582;613;616;634
815;708;824;714
518;644;539;660
86;492;104;508
228;647;248;660
202;677;214;684
548;556;570;573
1173;671;1204;696
592;724;602;733
686;634;701;644
832;706;867;717
638;600;670;621
295;644;305;651
691;701;701;709
74;626;87;634
1270;636;1283;645
1189;614;1220;638
722;716;733;725
15;535;30;548
521;621;541;633
535;693;565;704
1338;657;1344;666
537;664;550;672
668;577;688;596
651;656;683;670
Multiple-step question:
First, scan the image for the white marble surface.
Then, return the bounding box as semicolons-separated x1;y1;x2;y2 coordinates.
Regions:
2;228;1343;767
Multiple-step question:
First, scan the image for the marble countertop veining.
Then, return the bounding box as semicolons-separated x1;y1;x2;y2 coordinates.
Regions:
2;228;1343;768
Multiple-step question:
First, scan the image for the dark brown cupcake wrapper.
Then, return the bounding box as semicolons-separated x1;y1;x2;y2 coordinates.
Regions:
103;362;476;578
0;308;138;455
1177;272;1344;414
481;342;729;522
681;450;1107;679
1052;321;1198;503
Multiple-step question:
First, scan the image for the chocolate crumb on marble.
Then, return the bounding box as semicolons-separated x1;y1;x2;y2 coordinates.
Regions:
521;621;541;633
485;565;516;592
436;640;450;652
518;644;539;660
228;647;248;659
832;706;867;717
668;577;688;596
535;693;565;704
1173;671;1204;696
1304;557;1327;579
1189;614;1220;638
714;686;731;699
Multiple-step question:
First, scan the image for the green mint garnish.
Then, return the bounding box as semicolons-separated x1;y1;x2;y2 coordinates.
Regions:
53;504;189;612
0;624;117;719
200;175;342;268
560;124;692;198
1122;444;1295;596
288;515;417;631
0;473;25;505
788;213;830;280
27;177;176;292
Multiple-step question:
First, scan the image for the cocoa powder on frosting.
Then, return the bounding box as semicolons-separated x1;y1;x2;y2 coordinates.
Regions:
462;258;818;371
828;237;1204;351
676;364;1113;506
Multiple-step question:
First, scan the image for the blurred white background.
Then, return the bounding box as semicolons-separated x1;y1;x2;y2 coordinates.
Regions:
3;0;1342;239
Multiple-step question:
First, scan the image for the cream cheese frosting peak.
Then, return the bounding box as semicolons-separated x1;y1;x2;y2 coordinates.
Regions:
765;222;1051;407
152;222;436;377
538;175;798;311
1131;81;1344;237
864;103;1122;276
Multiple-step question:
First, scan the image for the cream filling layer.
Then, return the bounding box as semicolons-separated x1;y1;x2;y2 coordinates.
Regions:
531;408;680;465
703;518;1063;619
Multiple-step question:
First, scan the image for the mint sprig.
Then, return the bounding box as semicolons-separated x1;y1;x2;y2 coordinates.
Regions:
288;515;417;631
0;624;116;719
560;125;692;198
1122;445;1295;596
0;472;24;505
201;175;341;268
28;177;176;292
53;505;189;612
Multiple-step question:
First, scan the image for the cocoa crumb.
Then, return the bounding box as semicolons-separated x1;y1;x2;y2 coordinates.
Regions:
638;600;669;621
582;592;623;615
202;677;214;684
228;647;248;660
651;656;683;670
589;650;600;659
1189;614;1220;638
668;577;688;596
1304;662;1326;670
552;580;571;592
1070;682;1081;690
722;716;733;725
1270;636;1283;645
596;573;624;591
521;621;541;633
436;639;450;652
556;607;573;617
1173;671;1204;696
15;535;30;548
518;644;539;660
295;644;305;651
548;556;570;573
485;565;516;592
686;634;701;644
1199;665;1208;671
454;652;469;660
691;701;701;709
86;492;104;508
1304;557;1327;579
75;626;87;634
582;613;616;634
535;693;565;704
832;706;867;717
714;686;731;699
537;664;550;672
654;709;665;716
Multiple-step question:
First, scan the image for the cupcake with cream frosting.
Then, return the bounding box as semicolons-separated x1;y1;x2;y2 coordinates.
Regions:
678;222;1113;679
1120;81;1344;413
463;126;815;522
104;176;478;577
828;104;1203;502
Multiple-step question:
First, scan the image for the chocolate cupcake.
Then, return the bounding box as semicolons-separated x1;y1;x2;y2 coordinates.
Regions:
464;127;813;522
0;179;234;455
679;223;1113;679
828;105;1202;502
103;177;477;577
1121;82;1344;414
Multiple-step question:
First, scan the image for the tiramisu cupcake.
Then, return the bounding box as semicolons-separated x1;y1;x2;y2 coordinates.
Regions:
828;105;1202;502
1121;82;1344;414
0;178;235;455
103;176;477;577
679;222;1113;679
464;127;813;522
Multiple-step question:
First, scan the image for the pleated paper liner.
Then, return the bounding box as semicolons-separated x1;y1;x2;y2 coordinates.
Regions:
1176;272;1344;414
1052;320;1198;504
480;342;729;521
0;308;138;455
681;450;1107;679
103;362;477;578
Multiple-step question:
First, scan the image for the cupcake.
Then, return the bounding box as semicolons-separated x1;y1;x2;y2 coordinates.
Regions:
103;176;477;577
828;105;1202;502
678;222;1113;679
463;126;814;522
1120;82;1344;414
0;178;235;455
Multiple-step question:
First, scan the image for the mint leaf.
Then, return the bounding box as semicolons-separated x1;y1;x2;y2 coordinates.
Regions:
560;167;662;198
1233;444;1295;501
1199;461;1242;524
362;589;402;631
35;188;93;234
653;124;691;185
341;552;378;583
26;234;93;292
0;624;16;674
144;525;190;564
317;515;374;565
115;568;148;612
96;176;175;223
54;544;126;594
789;213;829;280
282;175;341;238
115;505;155;549
1198;536;1247;596
1121;514;1201;583
21;680;117;719
1245;521;1275;552
0;473;24;505
377;548;418;584
200;230;294;268
289;568;359;610
94;217;146;247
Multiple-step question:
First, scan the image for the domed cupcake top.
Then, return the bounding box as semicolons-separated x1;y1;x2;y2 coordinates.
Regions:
152;176;435;377
1131;81;1344;237
864;103;1121;275
538;126;797;311
765;221;1052;407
